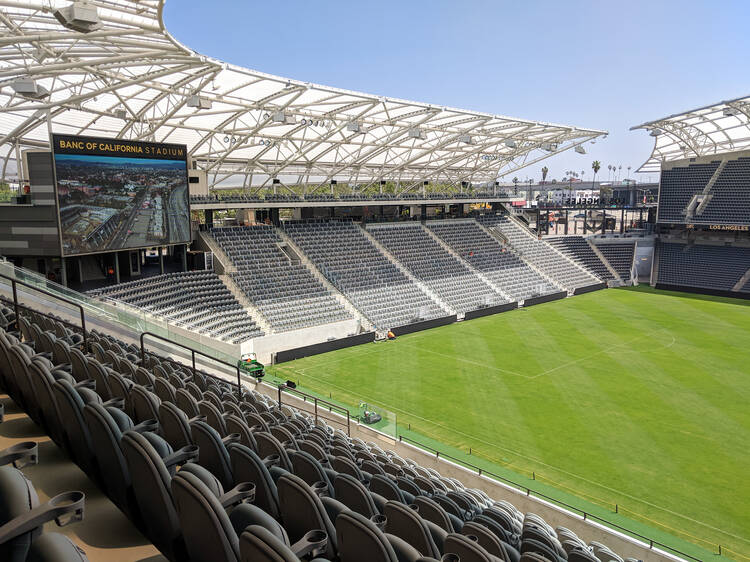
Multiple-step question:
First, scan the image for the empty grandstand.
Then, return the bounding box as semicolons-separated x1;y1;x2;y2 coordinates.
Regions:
284;221;447;330
656;242;750;293
479;215;600;291
546;236;616;281
209;226;352;332
367;223;509;313
426;219;559;302
89;271;263;343
595;242;637;282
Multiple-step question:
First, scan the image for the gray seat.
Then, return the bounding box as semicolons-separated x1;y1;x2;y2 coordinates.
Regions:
334;473;381;518
277;472;346;559
336;509;423;562
170;466;278;562
158;401;196;450
121;430;198;561
229;444;284;520
384;500;444;558
444;532;504;562
190;419;235;490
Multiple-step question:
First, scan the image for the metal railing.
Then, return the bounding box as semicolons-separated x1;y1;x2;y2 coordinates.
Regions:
0;271;87;349
397;434;702;562
277;383;350;436
139;331;244;398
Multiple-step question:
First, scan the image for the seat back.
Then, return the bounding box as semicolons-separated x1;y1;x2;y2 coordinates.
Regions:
290;450;333;497
176;388;200;417
336;510;402;562
414;496;455;532
83;403;133;511
229;445;280;520
277;473;337;558
130;386;161;424
190;420;234;490
334;474;378;518
171;469;239;562
121;431;185;560
255;432;292;471
383;501;441;558
158;401;194;449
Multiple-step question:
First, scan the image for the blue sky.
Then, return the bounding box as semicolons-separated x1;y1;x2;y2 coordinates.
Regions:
165;0;748;184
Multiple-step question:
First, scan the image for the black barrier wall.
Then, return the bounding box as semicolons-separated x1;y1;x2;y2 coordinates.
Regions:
655;283;750;301
464;301;518;320
573;283;607;295
524;291;567;307
391;314;457;336
274;331;376;363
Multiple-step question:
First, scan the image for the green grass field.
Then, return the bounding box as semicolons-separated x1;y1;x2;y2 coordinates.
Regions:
269;287;750;560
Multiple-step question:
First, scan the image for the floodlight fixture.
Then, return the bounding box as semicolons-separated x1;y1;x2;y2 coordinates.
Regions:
53;2;102;33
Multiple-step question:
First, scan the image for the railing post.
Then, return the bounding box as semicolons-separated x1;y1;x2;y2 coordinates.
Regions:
346;409;350;436
236;364;242;399
80;306;87;350
314;398;318;425
191;349;196;376
278;384;283;410
11;280;20;332
140;332;146;364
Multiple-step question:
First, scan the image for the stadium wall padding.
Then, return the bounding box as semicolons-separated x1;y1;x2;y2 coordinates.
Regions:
523;291;568;307
464;301;518;320
274;331;376;363
573;283;607;295
655;283;750;301
391;314;457;336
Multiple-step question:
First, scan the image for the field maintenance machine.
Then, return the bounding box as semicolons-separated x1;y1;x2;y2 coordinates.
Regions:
238;353;265;380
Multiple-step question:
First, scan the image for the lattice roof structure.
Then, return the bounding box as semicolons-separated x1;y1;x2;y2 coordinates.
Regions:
0;0;605;194
632;94;750;173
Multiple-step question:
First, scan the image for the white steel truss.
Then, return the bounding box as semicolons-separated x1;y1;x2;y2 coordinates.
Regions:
632;94;750;173
0;0;605;193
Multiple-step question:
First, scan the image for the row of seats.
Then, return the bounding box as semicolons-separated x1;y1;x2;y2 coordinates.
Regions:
89;271;263;343
0;303;635;562
546;237;614;281
656;242;750;291
657;161;720;223
283;221;445;330
698;156;750;225
367;223;509;313
425;220;558;303
594;244;636;281
210;226;351;332
479;216;598;290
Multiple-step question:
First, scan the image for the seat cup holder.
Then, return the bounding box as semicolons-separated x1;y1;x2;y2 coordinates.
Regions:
291;529;328;558
441;554;460;562
370;514;387;531
408;503;419;512
312;480;328;497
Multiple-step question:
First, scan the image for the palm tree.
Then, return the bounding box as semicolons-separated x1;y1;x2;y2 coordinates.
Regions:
541;166;549;183
591;160;601;187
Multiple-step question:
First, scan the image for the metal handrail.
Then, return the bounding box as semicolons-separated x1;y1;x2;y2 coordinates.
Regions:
277;383;351;436
139;331;244;398
397;434;702;562
0;271;87;349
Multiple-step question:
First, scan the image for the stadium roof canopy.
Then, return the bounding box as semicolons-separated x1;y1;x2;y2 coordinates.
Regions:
0;0;605;194
631;94;750;173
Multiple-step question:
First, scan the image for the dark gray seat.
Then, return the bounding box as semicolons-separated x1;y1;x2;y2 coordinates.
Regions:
336;509;424;562
384;500;445;558
190;419;235;490
229;444;284;519
171;466;280;562
277;472;346;559
121;430;198;561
